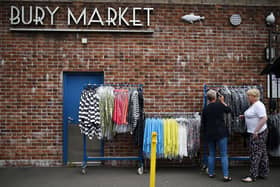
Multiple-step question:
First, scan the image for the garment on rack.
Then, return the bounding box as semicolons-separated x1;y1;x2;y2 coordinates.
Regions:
164;119;179;159
79;84;144;140
142;118;164;158
267;113;280;157
216;86;263;134
143;114;201;159
185;115;201;158
219;87;233;135
78;88;102;140
96;86;115;140
127;89;140;132
231;88;249;134
177;119;188;158
133;88;145;147
113;89;129;133
113;89;129;125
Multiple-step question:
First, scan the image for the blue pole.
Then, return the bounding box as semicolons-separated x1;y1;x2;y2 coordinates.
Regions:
63;120;68;165
202;84;208;166
101;139;105;157
203;84;208;108
62;73;68;165
83;134;87;168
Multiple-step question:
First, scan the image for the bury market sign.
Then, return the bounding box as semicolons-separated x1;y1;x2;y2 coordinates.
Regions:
9;5;154;33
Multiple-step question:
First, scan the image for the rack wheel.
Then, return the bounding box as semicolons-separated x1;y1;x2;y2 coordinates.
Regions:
82;168;87;175
137;166;144;175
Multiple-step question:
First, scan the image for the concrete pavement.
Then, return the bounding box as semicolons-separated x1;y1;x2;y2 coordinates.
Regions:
0;166;279;187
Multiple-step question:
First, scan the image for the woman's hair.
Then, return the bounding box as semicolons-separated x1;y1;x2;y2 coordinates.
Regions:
247;88;260;100
207;89;217;101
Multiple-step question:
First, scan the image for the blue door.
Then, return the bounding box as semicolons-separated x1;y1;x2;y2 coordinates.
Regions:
63;72;104;164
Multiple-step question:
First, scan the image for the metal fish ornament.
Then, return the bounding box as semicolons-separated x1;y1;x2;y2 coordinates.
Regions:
266;12;275;26
181;13;205;24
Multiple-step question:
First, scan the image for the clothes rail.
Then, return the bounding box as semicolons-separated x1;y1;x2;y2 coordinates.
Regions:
145;112;200;117
81;83;144;175
145;112;199;114
204;85;262;88
202;84;264;169
84;83;143;88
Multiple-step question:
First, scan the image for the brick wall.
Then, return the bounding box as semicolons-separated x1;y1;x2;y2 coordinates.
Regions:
0;1;279;167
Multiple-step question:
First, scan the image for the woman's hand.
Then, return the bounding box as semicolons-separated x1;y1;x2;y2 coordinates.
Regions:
253;132;258;139
219;95;228;106
219;95;225;102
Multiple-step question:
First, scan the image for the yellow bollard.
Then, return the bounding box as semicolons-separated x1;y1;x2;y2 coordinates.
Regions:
149;132;157;187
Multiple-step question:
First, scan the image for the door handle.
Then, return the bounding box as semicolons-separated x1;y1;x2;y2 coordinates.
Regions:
68;117;74;124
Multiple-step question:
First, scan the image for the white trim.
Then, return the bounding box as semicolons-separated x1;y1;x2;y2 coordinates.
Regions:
9;27;154;33
2;0;280;6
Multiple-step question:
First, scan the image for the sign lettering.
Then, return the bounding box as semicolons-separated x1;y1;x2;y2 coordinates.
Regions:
10;5;153;27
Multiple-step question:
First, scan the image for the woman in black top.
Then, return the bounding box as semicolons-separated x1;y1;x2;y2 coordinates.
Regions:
202;89;232;182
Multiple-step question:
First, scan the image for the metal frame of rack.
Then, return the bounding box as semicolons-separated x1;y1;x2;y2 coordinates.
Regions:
267;30;280;113
80;83;144;175
202;84;263;167
145;112;200;118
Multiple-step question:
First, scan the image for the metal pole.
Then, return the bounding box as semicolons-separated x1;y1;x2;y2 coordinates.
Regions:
269;29;273;114
277;77;279;112
203;84;208;166
83;134;87;167
203;84;208;109
149;132;157;187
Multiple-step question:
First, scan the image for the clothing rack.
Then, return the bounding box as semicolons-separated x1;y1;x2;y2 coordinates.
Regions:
81;83;144;175
202;84;263;168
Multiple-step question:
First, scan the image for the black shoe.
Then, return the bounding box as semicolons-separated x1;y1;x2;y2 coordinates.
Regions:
257;176;267;180
223;176;232;182
208;174;216;178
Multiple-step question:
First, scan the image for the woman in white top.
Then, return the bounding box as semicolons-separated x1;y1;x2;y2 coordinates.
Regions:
241;89;269;183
